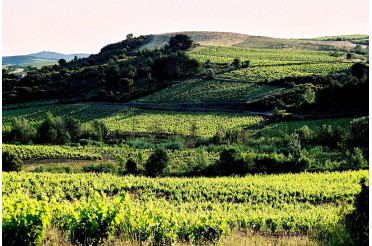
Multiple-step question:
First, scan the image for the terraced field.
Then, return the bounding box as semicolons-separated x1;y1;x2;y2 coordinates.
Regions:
3;105;263;137
138;79;287;103
189;46;342;65
216;62;353;82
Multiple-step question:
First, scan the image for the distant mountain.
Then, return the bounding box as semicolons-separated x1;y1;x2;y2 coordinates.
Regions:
28;51;90;61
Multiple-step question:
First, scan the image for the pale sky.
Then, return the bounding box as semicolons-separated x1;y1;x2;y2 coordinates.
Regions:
2;0;369;56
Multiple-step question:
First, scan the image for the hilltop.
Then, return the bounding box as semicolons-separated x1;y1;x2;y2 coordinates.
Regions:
139;31;366;51
28;51;90;61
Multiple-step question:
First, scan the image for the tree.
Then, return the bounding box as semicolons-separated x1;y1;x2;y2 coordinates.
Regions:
3;151;23;172
37;112;56;143
152;51;200;80
168;34;193;51
126;33;134;40
10;117;36;143
349;117;368;149
58;59;67;66
64;116;81;142
91;120;109;141
218;147;246;175
232;58;241;68
145;149;170;177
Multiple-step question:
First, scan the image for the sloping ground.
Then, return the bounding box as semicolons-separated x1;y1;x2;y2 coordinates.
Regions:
140;31;250;50
139;31;358;51
2;55;57;68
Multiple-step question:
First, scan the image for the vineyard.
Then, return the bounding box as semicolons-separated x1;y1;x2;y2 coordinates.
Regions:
2;144;102;160
3;106;263;137
260;118;355;138
216;62;353;82
138;79;287;103
3;104;123;128
189;46;342;65
2;170;368;245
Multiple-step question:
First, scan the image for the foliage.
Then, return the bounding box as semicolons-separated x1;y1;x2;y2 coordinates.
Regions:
125;158;138;175
82;162;117;174
168;34;193;51
217;147;246;175
9;117;36;144
2;151;23;172
345;179;369;246
145;149;170;177
2;196;51;246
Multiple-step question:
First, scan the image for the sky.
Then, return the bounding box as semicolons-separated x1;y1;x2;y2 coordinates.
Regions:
2;0;369;56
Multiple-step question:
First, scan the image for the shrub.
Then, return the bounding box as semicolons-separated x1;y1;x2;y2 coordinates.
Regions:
82;162;117;174
3;151;23;172
206;68;215;80
350;148;365;168
145;149;170;177
79;139;102;146
349;117;368;149
218;147;246;175
33;166;54;173
125;158;138;175
193;149;210;174
295;125;313;144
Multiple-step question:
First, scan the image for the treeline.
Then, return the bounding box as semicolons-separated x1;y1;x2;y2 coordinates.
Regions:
3;34;201;104
3;113;110;145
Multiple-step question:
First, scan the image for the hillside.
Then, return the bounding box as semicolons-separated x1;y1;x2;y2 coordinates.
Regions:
139;31;365;51
2;52;90;69
2;55;57;68
28;51;90;60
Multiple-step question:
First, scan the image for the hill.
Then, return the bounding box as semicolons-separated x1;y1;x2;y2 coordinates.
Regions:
139;31;364;51
28;51;90;60
2;55;57;68
2;52;90;69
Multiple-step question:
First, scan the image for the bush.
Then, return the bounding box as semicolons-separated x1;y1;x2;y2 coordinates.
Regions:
350;148;365;168
206;68;215;80
145;149;170;177
125;158;138;175
345;178;369;245
348;117;368;149
79;139;102;146
217;147;246;175
3;151;23;172
82;162;117;174
295;125;313;144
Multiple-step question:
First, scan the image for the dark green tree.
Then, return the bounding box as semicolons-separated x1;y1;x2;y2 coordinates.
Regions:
145;149;170;177
168;34;193;51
